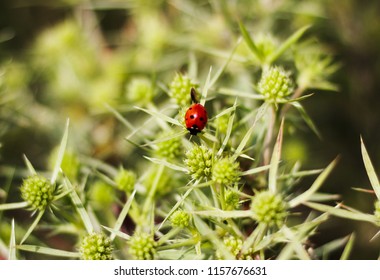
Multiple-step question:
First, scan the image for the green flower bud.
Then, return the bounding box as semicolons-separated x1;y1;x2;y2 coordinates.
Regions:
251;190;288;227
225;189;240;210
89;181;115;207
212;157;240;186
170;210;191;228
79;232;113;260
215;113;230;135
115;169;136;193
128;232;157;260
216;234;253;260
185;145;213;180
126;77;154;106
258;66;293;103
168;73;198;107
155;132;183;160
20;175;54;211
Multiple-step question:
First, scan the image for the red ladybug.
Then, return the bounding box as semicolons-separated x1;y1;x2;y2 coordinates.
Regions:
185;88;208;135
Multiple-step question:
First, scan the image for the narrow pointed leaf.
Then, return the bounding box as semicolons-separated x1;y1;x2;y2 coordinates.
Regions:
102;226;131;241
238;21;262;62
51;119;70;184
289;158;338;208
304;201;378;225
241;164;271;176
292;101;321;139
200;66;212;106
0;201;28;211
217;100;237;157
17;245;80;258
268;120;284;193
193;215;235;260
193;209;253;219
233;103;268;159
110;190;136;241
23;155;36;176
20;210;44;244
340;233;355;260
63;177;94;233
134;106;181;126
361;137;380;200
143;156;188;173
8;219;16;260
268;25;310;64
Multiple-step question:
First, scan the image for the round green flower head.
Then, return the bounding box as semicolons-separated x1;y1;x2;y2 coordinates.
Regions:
169;73;198;107
216;234;253;260
155;131;183;160
185;144;213;180
258;66;293;103
212;157;240;186
20;175;54;211
170;210;191;228
225;189;240;210
115;168;136;193
79;232;113;260
251;190;288;227
89;181;115;207
374;200;380;225
128;232;157;260
126;77;154;106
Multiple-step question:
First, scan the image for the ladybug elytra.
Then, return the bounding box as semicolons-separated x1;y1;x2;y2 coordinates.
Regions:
185;88;208;135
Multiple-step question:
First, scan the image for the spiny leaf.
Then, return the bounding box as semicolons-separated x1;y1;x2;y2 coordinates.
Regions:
23;155;36;176
134;106;182;127
63;177;94;233
304;201;378;225
340;233;355;260
0;201;28;211
51;118;70;184
289;157;338;208
193;215;235;260
17;244;80;258
8;219;16;260
110;190;136;241
268;25;311;64
361;137;380;201
143;156;188;173
20;210;44;245
238;21;262;62
268;119;284;193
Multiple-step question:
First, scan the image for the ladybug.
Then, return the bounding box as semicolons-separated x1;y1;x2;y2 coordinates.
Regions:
185;88;208;135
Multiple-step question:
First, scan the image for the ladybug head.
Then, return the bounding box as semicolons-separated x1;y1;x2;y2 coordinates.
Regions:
187;125;201;135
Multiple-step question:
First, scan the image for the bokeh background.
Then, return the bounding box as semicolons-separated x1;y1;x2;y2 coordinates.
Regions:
1;0;380;259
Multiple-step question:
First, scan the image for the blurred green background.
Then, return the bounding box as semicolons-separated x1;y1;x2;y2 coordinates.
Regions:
1;0;380;259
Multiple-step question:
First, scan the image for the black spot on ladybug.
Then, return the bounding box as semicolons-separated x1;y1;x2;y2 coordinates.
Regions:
190;115;195;119
200;117;204;122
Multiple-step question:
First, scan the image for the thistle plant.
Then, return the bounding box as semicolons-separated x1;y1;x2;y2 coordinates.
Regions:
1;1;373;261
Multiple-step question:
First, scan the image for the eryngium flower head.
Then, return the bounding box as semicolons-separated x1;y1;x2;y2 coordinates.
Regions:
20;175;54;211
170;210;191;228
115;168;136;193
128;232;157;260
80;232;113;260
212;157;240;186
185;145;213;180
168;73;198;107
258;66;293;103
251;190;288;227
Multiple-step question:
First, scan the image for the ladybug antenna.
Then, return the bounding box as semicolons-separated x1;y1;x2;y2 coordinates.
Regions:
190;87;198;104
